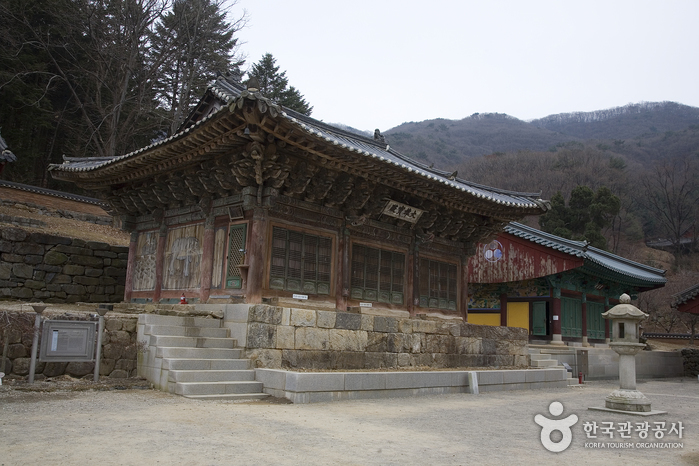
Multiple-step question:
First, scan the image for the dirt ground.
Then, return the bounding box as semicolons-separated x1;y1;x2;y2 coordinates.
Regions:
1;378;697;466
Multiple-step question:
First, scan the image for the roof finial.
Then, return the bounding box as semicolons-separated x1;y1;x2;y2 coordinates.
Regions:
246;77;260;92
373;129;386;143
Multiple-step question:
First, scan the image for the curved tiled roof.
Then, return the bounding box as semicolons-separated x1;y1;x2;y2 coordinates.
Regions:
505;222;667;287
672;283;699;308
0;180;107;207
50;76;549;212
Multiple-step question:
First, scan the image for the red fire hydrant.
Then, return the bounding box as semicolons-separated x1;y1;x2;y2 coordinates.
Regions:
180;294;187;304
578;371;583;384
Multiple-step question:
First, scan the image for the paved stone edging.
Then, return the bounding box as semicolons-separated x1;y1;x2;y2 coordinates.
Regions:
255;367;569;403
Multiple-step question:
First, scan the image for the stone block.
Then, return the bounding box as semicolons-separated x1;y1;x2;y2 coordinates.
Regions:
254;369;287;390
2;227;27;242
276;325;295;349
295;327;329;350
62;264;85;276
248;304;282;324
84;268;104;277
335;312;361;330
93;250;118;258
386;333;409;353
502;370;527;384
62;284;87;296
43;362;68;377
29;232;71;245
24;255;43;265
12;358;30;375
397;319;413;334
247;322;277;348
99;358;116;376
413;319;437;334
12;263;34;279
290;308;316;327
14;242;44;255
366;332;387;352
0;263;11;280
482;338;497;355
397;353;412;367
329;329;367;352
408;333;423;353
11;287;34;299
33;270;46;281
56;244;91;255
8;343;27;359
104;266;126;277
316;310;336;328
2;253;24;263
285;372;344;392
344;372;387;391
71;255;104;267
87;241;110;251
365;352;397;369
282;350;332;370
102;343;123;360
0;240;12;253
109;369;128;378
111;259;128;268
477;370;504;385
281;307;290;326
373;316;399;333
66;361;94;377
330;351;365;369
23;280;45;290
74;276;101;286
360;314;374;331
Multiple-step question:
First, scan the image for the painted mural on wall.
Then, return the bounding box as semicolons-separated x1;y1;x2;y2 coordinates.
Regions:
133;231;157;291
211;227;227;289
163;223;204;290
468;279;550;310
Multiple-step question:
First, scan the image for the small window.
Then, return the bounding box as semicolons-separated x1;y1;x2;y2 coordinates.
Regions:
225;224;247;289
269;226;332;295
419;258;457;310
350;244;404;304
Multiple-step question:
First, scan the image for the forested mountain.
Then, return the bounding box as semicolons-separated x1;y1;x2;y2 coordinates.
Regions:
385;101;699;169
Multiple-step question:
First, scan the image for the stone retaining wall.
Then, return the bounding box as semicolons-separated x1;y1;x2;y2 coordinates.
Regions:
0;312;139;380
0;227;127;303
681;348;699;376
228;304;529;370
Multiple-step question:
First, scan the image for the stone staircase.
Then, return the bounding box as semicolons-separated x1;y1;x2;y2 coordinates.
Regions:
528;347;580;386
137;314;268;401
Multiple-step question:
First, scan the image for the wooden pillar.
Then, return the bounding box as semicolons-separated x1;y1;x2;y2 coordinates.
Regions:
199;216;216;304
500;293;508;327
460;254;469;321
152;223;167;304
406;241;415;316
246;208;267;304
604;297;611;343
581;293;589;347
123;231;138;303
335;227;348;312
413;246;421;317
551;286;564;345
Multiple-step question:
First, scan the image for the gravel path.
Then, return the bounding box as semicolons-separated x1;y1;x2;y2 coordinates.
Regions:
2;378;697;465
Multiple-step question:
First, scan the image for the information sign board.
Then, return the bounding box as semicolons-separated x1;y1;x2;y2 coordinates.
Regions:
39;321;97;362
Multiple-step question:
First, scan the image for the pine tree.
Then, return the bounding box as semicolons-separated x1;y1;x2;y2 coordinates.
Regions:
153;0;246;134
247;53;312;116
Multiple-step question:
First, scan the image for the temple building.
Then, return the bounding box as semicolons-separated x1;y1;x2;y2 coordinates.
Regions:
468;222;666;345
49;77;550;319
49;76;666;349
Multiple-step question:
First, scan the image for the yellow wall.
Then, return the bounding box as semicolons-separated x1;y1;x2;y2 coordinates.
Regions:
468;313;501;326
507;302;529;331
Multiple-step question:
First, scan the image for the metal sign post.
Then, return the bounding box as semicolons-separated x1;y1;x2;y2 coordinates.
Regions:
28;304;46;384
93;305;112;382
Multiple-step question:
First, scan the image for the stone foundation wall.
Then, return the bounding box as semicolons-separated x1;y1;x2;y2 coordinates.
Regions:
240;305;529;370
0;227;127;303
0;312;139;380
681;348;699;376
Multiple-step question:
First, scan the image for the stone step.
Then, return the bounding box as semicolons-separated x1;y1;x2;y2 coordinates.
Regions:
567;377;580;386
168;369;256;383
531;359;559;368
144;324;229;338
182;393;270;401
156;347;243;359
174;381;264;396
149;335;236;349
163;358;252;371
138;314;222;328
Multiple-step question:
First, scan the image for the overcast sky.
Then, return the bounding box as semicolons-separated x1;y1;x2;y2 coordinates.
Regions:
234;0;699;132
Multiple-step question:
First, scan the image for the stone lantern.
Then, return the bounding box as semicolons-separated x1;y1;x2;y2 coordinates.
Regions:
600;293;654;413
